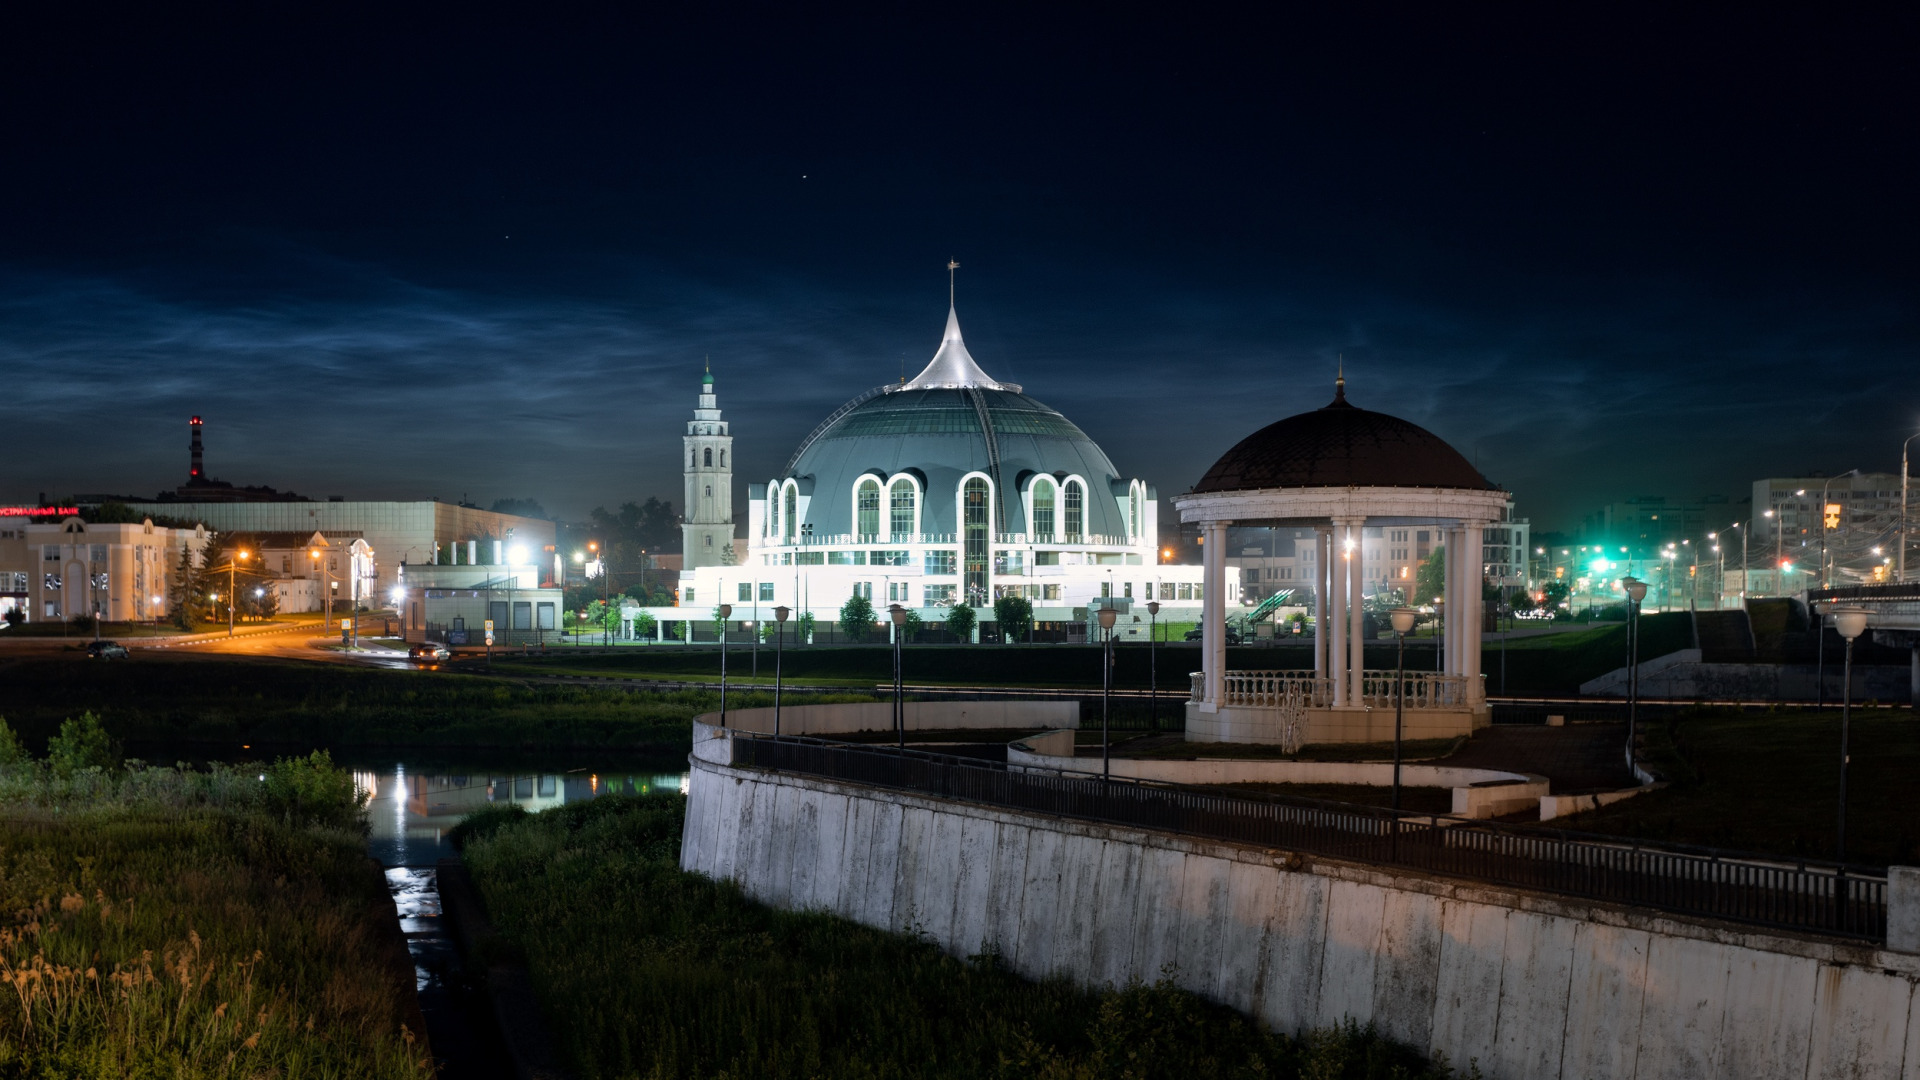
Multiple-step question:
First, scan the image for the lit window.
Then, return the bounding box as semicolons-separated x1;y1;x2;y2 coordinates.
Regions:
1063;480;1084;541
889;480;915;539
857;479;881;537
1032;479;1055;539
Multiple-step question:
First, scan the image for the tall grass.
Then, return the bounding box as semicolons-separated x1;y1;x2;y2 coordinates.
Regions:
462;794;1477;1080
0;726;429;1078
0;658;872;754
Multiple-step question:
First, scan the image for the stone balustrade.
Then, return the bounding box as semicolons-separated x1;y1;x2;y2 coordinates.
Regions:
1190;668;1474;709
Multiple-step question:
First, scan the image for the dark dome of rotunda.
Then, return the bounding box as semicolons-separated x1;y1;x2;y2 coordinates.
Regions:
1193;381;1492;493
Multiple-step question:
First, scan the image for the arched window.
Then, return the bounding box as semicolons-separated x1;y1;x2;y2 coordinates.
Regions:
889;480;915;539
856;479;881;537
1064;480;1084;542
1031;479;1055;540
719;450;726;467
783;485;798;543
703;447;713;467
690;449;697;467
963;476;990;606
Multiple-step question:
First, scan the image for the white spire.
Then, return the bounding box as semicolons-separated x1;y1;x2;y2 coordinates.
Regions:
901;306;1018;391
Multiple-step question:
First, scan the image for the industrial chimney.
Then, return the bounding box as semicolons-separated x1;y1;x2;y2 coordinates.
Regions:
189;416;204;482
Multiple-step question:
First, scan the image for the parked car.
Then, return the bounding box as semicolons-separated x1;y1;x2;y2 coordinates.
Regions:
408;642;451;661
84;640;130;659
1183;626;1244;645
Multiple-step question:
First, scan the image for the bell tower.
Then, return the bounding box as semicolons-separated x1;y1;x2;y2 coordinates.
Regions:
681;366;734;569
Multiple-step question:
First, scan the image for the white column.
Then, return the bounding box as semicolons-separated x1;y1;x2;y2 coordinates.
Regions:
1444;527;1462;676
1346;519;1366;706
1336;522;1351;707
1462;524;1484;703
1202;520;1228;711
1313;527;1330;681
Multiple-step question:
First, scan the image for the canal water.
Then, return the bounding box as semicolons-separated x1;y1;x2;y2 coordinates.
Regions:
354;758;689;1078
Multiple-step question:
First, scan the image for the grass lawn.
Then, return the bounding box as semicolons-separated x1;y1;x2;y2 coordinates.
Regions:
457;793;1474;1080
0;735;429;1077
0;656;872;755
1553;707;1920;866
486;620;1695;697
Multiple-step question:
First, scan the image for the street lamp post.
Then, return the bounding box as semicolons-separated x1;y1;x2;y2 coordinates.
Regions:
889;603;908;749
1097;606;1118;781
1389;607;1418;813
772;605;790;736
1146;600;1160;735
717;603;732;727
1621;577;1648;773
1830;607;1869;876
227;550;249;638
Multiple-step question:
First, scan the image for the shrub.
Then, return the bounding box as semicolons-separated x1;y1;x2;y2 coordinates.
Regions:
261;749;369;831
947;601;977;642
0;716;24;765
46;710;115;777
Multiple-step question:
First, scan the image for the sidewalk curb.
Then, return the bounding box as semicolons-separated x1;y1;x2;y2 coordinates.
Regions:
436;857;572;1080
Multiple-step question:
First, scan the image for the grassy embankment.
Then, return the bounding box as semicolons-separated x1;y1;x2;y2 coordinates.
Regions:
0;657;872;757
457;793;1478;1080
487;614;1695;697
0;715;431;1077
1552;706;1920;866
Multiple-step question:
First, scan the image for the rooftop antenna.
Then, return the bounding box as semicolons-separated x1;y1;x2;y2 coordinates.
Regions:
1334;354;1347;401
947;259;959;307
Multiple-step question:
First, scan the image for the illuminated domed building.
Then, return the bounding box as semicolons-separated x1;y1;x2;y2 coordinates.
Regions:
677;305;1221;639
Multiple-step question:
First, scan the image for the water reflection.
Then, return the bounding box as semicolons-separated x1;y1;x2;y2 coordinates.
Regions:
360;765;689;867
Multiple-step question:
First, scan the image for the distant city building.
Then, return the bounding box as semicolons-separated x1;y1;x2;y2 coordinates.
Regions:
0;514;210;623
681;367;735;571
1582;494;1733;551
1751;473;1906;585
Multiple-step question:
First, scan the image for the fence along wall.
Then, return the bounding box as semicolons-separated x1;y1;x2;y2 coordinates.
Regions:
683;727;1920;1080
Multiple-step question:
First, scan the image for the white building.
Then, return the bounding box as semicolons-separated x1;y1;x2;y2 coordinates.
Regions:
682;366;735;570
0;514;211;623
676;304;1226;640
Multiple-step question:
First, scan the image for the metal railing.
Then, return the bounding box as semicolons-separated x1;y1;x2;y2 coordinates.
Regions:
730;733;1888;942
1193;669;1473;709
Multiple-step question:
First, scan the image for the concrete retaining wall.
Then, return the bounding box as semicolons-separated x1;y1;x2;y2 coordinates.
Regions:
701;699;1080;736
1581;657;1914;702
685;724;1920;1080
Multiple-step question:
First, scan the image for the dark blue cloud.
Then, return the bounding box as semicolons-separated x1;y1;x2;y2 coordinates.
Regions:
1;7;1914;531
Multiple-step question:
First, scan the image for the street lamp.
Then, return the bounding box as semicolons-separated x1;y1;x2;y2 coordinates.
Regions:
1146;600;1161;735
889;603;908;749
1620;576;1648;772
716;603;732;727
228;550;250;638
1096;606;1118;781
1830;606;1869;871
1389;607;1418;813
772;605;790;736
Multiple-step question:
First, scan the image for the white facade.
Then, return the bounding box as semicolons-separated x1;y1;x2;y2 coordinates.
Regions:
1;515;211;623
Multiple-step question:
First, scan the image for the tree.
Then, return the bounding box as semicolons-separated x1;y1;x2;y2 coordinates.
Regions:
602;604;624;640
489;498;550;520
47;711;115;777
239;583;280;621
946;602;977;643
993;594;1033;643
839;594;876;643
1541;579;1572;612
796;611;816;643
901;609;924;642
1414;545;1446;606
631;610;656;640
168;531;217;630
585;599;607;632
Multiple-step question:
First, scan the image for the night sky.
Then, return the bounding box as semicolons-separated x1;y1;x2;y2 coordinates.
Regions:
4;8;1915;533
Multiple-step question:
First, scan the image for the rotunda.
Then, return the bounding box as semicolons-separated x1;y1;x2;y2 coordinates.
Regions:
1173;376;1511;744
